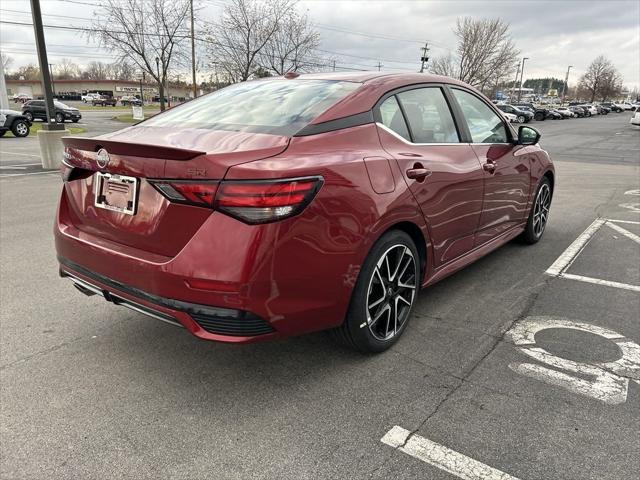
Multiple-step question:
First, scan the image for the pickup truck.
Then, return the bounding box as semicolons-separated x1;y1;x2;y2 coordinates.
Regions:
92;96;118;107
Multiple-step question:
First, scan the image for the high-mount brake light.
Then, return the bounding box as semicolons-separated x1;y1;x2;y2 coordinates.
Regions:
215;177;323;224
150;181;218;207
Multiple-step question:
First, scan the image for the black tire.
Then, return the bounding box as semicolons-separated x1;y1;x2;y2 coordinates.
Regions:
10;120;30;137
72;119;79;123
520;177;552;244
0;130;6;137
55;113;64;123
24;111;33;122
534;112;544;121
330;230;420;353
517;115;526;123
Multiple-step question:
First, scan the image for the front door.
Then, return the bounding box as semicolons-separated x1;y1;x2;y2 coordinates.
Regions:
375;86;484;267
450;88;531;246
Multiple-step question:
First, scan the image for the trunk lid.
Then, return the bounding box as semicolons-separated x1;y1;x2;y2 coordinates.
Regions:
61;126;289;257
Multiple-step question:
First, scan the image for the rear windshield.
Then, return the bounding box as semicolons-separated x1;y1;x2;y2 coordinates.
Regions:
143;79;361;136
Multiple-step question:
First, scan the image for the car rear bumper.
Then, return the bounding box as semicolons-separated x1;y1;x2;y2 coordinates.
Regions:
54;185;356;342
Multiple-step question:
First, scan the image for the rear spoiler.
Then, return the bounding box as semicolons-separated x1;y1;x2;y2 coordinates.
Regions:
61;137;205;161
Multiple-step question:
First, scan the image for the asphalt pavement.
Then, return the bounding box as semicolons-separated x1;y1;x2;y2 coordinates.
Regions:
1;112;639;479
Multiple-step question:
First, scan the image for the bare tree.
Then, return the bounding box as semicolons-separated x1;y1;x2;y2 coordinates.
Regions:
54;58;80;79
206;0;296;82
91;0;192;110
430;18;519;94
1;53;13;71
578;55;622;102
110;60;137;81
263;9;320;74
82;61;112;80
6;64;40;81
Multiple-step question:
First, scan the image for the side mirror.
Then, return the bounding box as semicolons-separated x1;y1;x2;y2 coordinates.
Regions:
517;125;541;145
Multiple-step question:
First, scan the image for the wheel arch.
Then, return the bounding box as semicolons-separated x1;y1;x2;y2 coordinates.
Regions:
375;220;429;284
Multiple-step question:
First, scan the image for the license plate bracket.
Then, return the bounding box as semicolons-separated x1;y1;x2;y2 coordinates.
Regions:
94;172;138;215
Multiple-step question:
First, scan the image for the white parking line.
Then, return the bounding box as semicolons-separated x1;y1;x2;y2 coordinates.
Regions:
0;171;57;178
0;151;41;158
605;221;640;244
545;218;606;276
0;163;42;170
381;426;521;480
560;273;640;292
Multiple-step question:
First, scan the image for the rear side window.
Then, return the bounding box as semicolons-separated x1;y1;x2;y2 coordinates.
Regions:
142;79;361;136
452;89;509;144
379;96;411;141
396;88;459;143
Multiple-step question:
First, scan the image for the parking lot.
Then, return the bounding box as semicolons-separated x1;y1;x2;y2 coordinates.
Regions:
1;113;638;479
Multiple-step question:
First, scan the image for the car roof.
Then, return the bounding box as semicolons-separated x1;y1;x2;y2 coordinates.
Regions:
290;71;473;124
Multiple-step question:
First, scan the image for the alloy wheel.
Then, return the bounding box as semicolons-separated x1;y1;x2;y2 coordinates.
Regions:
15;122;28;136
532;183;551;238
366;244;417;341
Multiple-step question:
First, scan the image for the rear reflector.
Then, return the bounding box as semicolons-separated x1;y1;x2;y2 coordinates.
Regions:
216;177;323;224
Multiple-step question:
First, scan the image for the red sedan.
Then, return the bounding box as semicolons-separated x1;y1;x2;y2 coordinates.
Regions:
56;72;554;352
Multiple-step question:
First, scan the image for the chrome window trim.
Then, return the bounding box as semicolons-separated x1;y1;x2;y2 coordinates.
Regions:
375;122;467;146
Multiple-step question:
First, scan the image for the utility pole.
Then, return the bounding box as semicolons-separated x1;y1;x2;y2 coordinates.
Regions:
377;61;382;72
190;0;197;99
332;60;336;72
48;63;55;96
512;61;521;100
419;42;430;73
30;0;61;130
561;65;573;105
0;51;9;110
518;57;529;101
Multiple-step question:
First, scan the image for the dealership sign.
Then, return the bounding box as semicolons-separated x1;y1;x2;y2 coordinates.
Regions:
116;85;157;94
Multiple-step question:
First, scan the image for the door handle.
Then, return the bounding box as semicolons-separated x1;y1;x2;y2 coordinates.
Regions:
483;161;496;174
406;164;432;182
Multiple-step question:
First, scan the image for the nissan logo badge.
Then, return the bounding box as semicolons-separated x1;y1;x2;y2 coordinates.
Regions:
96;148;110;169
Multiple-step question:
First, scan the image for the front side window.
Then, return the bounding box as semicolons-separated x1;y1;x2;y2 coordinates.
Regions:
143;79;361;136
396;88;460;143
452;89;509;144
378;96;411;141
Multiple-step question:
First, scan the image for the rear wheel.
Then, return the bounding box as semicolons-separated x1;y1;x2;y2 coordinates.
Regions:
0;130;6;137
330;230;420;353
55;113;64;123
11;120;30;137
517;115;526;123
521;177;552;244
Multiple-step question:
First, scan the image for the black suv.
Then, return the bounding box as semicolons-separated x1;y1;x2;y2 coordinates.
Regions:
600;102;623;113
496;104;534;123
22;100;82;123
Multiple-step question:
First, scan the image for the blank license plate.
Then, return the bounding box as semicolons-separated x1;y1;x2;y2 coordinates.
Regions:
94;172;138;215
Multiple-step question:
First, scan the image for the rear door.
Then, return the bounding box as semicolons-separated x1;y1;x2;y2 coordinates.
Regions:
450;88;531;246
375;86;484;266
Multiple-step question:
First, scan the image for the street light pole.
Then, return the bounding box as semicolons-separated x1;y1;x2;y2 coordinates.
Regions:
190;0;197;99
561;65;573;105
518;57;529;102
30;0;62;130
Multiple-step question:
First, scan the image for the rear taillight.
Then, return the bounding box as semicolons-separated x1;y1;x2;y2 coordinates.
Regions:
150;177;323;224
215;177;323;224
150;181;218;208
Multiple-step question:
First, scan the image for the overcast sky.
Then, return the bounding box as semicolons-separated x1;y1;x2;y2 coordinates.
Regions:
1;0;639;89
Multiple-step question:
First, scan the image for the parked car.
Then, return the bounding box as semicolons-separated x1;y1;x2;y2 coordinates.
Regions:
581;104;599;116
120;95;143;106
620;102;634;111
594;105;610;115
630;102;640;112
92;96;118;107
568;106;586;118
499;110;518;123
512;102;547;121
12;93;33;104
81;93;101;103
546;109;563;120
496;104;533;123
555;107;574;118
600;102;624;113
22;100;82;123
630;112;640;126
0;109;31;137
56;73;554;352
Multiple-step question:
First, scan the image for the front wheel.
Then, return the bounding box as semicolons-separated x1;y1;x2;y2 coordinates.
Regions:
517;115;526;123
330;230;420;353
24;111;33;122
521;177;552;244
11;120;30;137
55;113;64;123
